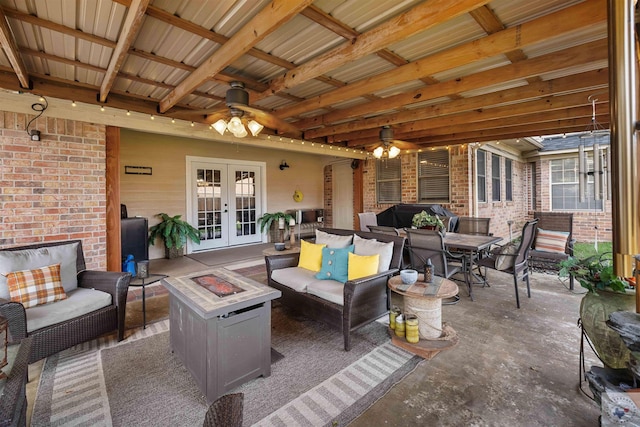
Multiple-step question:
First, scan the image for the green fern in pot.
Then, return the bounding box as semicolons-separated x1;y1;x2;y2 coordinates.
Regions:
148;213;201;258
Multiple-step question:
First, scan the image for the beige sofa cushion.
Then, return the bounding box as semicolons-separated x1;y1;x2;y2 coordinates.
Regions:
307;280;344;306
25;287;111;333
271;267;318;292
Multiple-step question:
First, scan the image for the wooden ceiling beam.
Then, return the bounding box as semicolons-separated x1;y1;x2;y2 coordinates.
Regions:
332;92;609;144
99;0;150;102
0;7;30;88
308;68;608;139
275;0;606;119
296;39;607;131
261;0;491;99
159;0;314;113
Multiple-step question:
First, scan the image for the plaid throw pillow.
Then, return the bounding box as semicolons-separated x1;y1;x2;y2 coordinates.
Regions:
535;228;570;254
4;264;67;308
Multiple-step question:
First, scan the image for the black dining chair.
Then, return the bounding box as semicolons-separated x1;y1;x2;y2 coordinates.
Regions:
456;217;492;236
368;225;401;236
475;219;539;308
404;229;466;303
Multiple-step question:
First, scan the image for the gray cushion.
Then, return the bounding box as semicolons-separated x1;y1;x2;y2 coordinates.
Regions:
0;242;79;299
271;267;318;292
25;287;111;333
353;235;394;273
307;280;344;306
315;230;353;248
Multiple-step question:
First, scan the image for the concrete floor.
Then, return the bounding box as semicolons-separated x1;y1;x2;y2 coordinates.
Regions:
27;250;602;426
148;253;601;426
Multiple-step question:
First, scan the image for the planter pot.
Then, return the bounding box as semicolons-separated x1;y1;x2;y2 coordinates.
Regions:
165;246;184;259
580;289;636;369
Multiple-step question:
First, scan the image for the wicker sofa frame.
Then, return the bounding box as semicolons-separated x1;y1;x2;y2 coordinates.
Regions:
265;228;405;351
0;240;130;363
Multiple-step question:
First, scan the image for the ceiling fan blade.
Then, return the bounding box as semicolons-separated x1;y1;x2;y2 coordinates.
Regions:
234;105;301;137
392;139;421;150
170;107;226;118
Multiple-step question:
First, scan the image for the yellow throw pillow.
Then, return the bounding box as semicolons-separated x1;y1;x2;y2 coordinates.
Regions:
348;252;380;281
4;264;67;308
298;240;326;272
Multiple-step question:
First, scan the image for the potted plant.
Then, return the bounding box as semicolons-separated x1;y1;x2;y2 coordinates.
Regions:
257;212;294;245
411;210;445;232
560;254;634;369
148;213;201;259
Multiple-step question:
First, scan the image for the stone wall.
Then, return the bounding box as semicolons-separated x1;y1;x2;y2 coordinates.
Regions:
0;110;107;270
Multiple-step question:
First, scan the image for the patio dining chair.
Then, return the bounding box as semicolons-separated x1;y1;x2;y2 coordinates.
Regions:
475;219;539;308
367;225;400;236
404;229;466;303
456;217;492;236
358;212;378;232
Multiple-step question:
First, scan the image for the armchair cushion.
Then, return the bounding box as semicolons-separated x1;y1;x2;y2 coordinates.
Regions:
25;287;112;333
315;245;354;283
534;228;570;254
298;240;326;272
307;280;344;306
0;242;79;299
5;264;67;308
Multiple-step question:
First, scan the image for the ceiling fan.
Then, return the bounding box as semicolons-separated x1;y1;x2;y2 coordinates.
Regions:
210;81;300;138
372;126;419;159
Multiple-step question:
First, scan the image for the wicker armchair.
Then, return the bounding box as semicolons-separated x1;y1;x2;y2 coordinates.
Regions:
0;240;130;363
202;393;243;427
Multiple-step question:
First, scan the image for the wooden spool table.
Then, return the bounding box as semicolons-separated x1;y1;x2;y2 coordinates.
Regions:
388;274;459;359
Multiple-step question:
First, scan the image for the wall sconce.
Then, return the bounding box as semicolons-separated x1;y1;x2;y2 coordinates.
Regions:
279;161;290;170
29;129;41;141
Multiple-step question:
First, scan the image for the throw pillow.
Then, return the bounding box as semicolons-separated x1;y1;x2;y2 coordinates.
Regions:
347;252;380;281
315;245;354;283
298;240;326;272
4;264;67;308
353;234;394;272
315;230;353;248
494;242;519;271
535;228;570;254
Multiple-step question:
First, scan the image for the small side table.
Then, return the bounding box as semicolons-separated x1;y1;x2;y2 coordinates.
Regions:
129;274;167;329
261;244;300;257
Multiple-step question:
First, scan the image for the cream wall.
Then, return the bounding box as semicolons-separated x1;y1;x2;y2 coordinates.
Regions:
119;129;332;259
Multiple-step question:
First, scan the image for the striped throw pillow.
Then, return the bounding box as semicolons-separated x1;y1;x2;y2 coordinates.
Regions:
4;264;67;308
534;228;570;254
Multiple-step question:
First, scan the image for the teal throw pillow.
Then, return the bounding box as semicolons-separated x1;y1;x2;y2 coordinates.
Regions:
314;245;354;283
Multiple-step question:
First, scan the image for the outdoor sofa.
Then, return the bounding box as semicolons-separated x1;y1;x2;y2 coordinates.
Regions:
0;240;130;363
265;228;405;351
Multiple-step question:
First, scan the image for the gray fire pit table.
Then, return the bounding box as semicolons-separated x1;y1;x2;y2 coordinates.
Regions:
163;267;281;403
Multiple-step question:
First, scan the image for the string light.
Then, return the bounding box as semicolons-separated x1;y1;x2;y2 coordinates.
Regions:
171;118;175;124
71;101;76;107
126;110;131;116
100;106;105;112
190;122;194;127
150;114;155;120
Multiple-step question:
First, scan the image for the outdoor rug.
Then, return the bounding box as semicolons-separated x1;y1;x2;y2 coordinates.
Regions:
32;305;420;426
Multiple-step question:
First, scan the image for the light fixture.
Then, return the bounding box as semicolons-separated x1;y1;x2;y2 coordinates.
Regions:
279;160;290;170
29;129;41;141
373;145;400;159
247;120;264;136
212;114;264;138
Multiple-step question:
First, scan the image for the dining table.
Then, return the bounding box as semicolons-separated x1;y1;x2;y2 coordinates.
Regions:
443;232;503;300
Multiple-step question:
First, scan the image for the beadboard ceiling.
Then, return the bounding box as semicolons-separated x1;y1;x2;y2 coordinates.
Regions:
0;0;617;154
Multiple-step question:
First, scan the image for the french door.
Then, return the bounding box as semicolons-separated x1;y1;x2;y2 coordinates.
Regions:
187;158;264;252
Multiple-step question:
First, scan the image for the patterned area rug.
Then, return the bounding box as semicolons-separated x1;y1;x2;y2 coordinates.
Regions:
32;304;420;426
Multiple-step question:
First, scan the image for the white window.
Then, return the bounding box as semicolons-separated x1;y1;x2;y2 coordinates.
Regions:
550;157;603;211
477;150;486;202
505;158;513;201
376;158;402;203
491;154;501;201
418;150;450;203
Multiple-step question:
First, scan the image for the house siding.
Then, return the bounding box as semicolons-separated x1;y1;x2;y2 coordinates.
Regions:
0;110;107;270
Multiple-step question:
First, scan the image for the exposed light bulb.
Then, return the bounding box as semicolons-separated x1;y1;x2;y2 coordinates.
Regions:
212;119;227;136
190;122;194;127
100;106;105;112
150;114;155;120
171;118;175;124
126;110;131;116
71;101;76;107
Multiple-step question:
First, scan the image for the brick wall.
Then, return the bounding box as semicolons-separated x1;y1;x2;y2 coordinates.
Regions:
0;110;107;270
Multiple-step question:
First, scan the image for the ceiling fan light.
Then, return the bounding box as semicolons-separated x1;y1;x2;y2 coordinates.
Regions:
247;120;264;136
388;146;401;158
373;146;384;159
212;119;227;135
227;116;244;134
232;126;248;138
